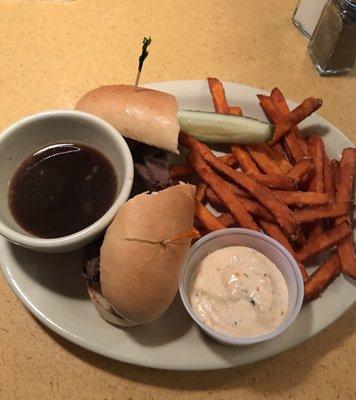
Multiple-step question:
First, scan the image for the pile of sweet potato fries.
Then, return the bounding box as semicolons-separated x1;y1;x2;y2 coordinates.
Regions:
171;78;355;301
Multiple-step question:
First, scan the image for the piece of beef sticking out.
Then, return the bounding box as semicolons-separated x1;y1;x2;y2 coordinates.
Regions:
82;235;103;282
126;139;172;194
82;235;137;326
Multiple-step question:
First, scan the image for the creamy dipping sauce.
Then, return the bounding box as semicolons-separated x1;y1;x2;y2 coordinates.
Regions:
190;246;288;337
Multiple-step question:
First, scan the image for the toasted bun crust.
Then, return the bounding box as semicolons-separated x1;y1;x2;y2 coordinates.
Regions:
100;183;196;324
76;85;180;153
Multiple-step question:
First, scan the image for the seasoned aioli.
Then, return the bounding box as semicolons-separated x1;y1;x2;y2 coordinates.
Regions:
190;246;288;337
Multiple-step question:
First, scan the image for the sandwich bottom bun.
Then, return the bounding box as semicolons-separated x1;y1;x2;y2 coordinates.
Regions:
100;183;196;325
87;280;137;327
82;240;137;326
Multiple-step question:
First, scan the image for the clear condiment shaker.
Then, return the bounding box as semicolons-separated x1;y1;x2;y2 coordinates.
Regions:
308;0;356;75
293;0;329;38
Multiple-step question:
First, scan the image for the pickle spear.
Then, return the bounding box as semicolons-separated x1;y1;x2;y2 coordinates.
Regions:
177;110;273;144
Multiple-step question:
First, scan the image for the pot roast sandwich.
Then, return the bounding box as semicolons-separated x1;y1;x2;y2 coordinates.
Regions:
83;183;196;326
76;85;181;193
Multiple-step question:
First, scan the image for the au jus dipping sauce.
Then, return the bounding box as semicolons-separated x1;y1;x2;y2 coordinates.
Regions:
8;143;117;238
190;246;288;337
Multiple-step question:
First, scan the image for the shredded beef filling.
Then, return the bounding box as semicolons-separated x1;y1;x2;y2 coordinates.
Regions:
128;139;172;193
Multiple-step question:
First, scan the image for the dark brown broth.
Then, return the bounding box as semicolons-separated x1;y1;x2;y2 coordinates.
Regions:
8;143;117;238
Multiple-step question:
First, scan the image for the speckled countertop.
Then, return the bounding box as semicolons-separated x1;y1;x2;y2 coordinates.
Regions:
0;1;355;399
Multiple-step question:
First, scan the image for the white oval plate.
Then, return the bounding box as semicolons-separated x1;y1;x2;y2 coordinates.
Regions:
1;81;355;370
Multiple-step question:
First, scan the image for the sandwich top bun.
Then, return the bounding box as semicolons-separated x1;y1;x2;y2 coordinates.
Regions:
100;183;196;325
76;85;180;153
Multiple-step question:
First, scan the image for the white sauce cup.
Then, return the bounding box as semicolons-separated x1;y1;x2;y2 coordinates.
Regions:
179;228;304;346
0;110;134;253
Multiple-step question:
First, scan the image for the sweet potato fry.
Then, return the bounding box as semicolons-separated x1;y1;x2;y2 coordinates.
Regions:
283;128;307;162
284;131;307;163
166;227;201;244
205;187;274;222
231;145;260;173
258;93;306;162
337;239;356;279
272;142;285;157
170;158;238;180
189;151;260;231
304;253;342;301
257;143;292;173
219;153;238;167
270;87;291;115
331;159;340;207
298;263;309;281
329;159;339;202
249;173;296;189
307;134;324;193
293;203;348;223
195;183;207;202
259;220;294;254
308;222;324;247
287;159;313;182
205;186;227;204
228;106;243;116
305;134;325;243
205;182;249;201
273;190;329;207
335;148;355;207
282;139;295;164
270;87;308;159
207;77;230;114
180;133;300;240
259;220;308;280
217;212;235;227
271;97;322;144
335;148;356;278
195;200;225;232
323;149;335;203
296;131;310;156
297;221;351;263
257;94;281;122
169;164;194;178
246;144;283;174
239;199;276;223
295;229;307;247
215;178;250;198
331;159;339;175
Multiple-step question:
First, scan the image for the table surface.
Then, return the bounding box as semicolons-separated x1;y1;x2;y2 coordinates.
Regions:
0;1;355;399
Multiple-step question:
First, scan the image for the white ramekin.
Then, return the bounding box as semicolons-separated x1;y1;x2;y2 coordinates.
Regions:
179;228;304;346
0;110;133;253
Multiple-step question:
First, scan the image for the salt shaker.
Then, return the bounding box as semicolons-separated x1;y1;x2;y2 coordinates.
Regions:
308;0;356;75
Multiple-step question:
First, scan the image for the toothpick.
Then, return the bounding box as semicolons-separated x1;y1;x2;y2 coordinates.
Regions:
134;36;152;90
